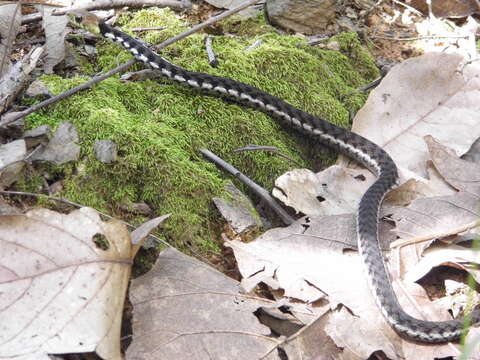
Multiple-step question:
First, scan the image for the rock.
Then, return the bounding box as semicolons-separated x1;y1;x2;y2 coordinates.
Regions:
0;111;25;139
213;182;262;234
25;79;52;98
120;202;153;216
94;140;117;163
23;124;50;149
266;0;338;34
204;0;264;17
31;122;80;165
0;197;20;214
0;139;27;187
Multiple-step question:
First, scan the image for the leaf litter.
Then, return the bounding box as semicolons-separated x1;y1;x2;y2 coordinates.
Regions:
0;207;167;359
1;8;480;360
230;52;480;359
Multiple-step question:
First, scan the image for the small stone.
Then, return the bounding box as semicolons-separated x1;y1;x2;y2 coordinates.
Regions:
94;140;117;163
120;202;153;216
84;44;97;56
0;112;25;138
326;40;340;51
49;180;64;195
213;182;262;234
0;197;20;215
25;79;51;98
30;122;80;165
266;0;338;34
23;124;50;149
0;139;27;187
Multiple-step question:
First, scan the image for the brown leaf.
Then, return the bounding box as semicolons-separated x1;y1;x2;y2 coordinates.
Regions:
426;135;480;194
353;53;480;180
126;247;279;360
0;208;132;359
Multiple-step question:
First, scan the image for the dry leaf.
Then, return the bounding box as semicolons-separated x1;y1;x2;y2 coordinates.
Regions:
353;53;480;180
426;135;480;194
226;216;405;359
0;208;133;359
233;53;480;357
0;3;21;77
126;247;280;360
37;2;69;74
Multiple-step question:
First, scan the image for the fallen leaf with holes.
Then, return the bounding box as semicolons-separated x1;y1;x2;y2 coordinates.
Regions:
241;52;480;358
126;247;281;360
0;207;133;359
226;216;464;359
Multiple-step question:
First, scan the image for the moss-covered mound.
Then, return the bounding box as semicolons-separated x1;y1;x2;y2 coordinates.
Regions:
24;8;379;252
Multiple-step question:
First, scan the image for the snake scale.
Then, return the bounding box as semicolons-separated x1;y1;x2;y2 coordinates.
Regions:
76;13;480;343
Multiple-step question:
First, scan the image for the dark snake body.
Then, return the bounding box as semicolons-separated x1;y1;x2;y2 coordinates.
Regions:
98;20;479;343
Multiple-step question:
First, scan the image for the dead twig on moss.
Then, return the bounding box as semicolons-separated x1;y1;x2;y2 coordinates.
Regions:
3;0;263;127
200;148;295;225
234;144;304;167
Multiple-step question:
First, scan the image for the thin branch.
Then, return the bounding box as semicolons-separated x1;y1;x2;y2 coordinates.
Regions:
390;218;480;249
234;144;304;167
391;0;424;16
357;77;382;91
371;34;469;41
131;26;165;32
4;0;263;126
200;148;295;225
0;190;173;248
51;0;191;17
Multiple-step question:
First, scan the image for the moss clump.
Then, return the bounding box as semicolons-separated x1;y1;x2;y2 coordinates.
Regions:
25;8;379;253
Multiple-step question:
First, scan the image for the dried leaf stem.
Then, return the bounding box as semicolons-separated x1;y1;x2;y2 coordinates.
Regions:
390;218;480;249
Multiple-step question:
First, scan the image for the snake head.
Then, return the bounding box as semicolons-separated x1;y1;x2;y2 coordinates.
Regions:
67;10;101;35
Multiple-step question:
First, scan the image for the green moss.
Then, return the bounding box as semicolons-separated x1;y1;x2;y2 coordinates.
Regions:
24;8;378;253
220;13;273;37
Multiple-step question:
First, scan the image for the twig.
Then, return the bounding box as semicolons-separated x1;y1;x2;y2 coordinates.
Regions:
0;190;173;248
22;0;190;24
391;0;423;16
307;36;329;46
3;0;262;127
234;144;304;167
131;26;165;32
153;0;263;50
0;59;137;126
52;0;191;16
371;34;469;41
390;218;480;249
357;77;382;91
204;36;219;67
200;149;295;225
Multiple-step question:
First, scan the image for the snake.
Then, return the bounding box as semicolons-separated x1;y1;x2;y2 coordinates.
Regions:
72;12;479;343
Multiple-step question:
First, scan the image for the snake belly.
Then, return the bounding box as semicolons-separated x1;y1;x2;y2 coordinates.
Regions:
97;19;480;343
